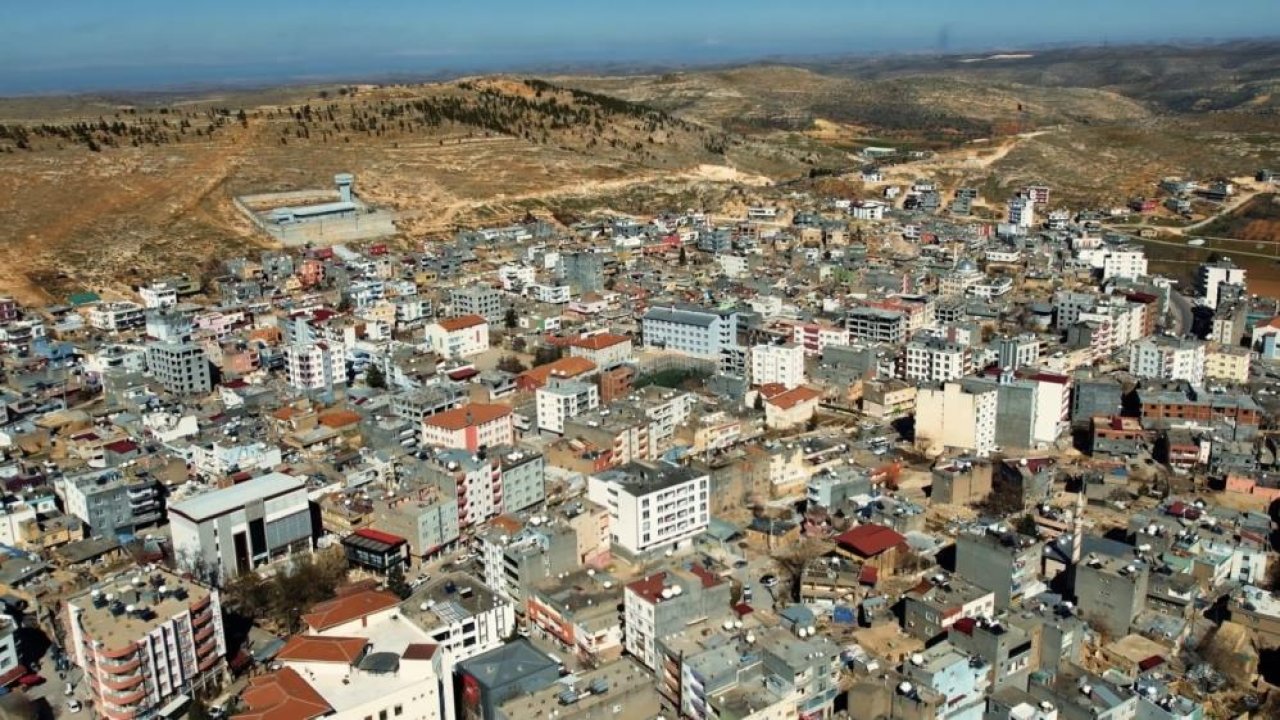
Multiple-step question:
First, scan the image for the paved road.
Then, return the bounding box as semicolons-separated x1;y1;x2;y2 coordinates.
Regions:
1167;291;1194;336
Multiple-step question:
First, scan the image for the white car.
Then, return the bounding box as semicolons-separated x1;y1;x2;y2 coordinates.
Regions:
66;700;83;714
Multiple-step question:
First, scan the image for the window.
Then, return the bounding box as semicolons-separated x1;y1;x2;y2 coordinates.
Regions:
379;711;388;720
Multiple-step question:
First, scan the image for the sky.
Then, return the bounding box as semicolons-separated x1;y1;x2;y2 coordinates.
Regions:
4;0;1280;95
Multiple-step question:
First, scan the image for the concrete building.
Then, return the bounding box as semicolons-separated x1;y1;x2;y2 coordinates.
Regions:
641;305;739;360
623;564;730;670
1128;337;1205;386
456;639;559;720
57;468;163;536
64;569;226;720
450;286;506;324
1203;344;1251;384
0;616;19;684
478;521;579;605
535;378;600;434
750;342;806;389
1008;194;1036;228
525;569;625;665
955;529;1044;609
1195;258;1246;309
561;251;605;293
88;302;146;333
914;380;999;457
903;575;997;641
587;462;709;556
421;403;515;452
995;334;1041;371
899;641;991;720
565;332;633;369
1102;247;1149;281
145;342;211;396
425;314;490;359
1074;555;1150;639
284;342;343;391
905;337;972;383
845;306;908;344
426;447;544;529
169;472;314;582
402;572;514;663
1071;374;1124;427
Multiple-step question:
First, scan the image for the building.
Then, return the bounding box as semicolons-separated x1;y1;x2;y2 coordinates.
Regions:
64;569;226;720
905;337;972;383
525;569;625;664
456;639;560;720
1195;258;1246;309
169;472;314;582
535;378;600;434
421;403;515;452
1228;584;1280;649
1008;194;1036;228
402;572;514;663
1074;555;1150;639
750;342;806;389
955;529;1043;608
763;385;821;430
623;564;730;670
899;641;991;720
494;658;657;720
88;302;146;333
1203;344;1251;384
57;469;163;536
845;307;908;344
145;341;211;396
284;342;343;391
903;575;997;641
565;332;633;369
1128;337;1205;386
342;528;409;576
1102;248;1148;281
450;286;506;324
427;447;544;529
914;380;999;457
478;521;579;605
641;305;738;360
0;616;19;685
587;462;709;556
862;379;918;420
425;315;490;359
995;334;1041;371
791;321;850;357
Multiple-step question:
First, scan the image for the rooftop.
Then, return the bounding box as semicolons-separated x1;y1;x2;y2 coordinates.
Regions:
68;568;214;650
169;472;304;522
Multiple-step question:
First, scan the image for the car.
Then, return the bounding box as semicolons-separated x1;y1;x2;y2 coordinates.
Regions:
17;674;44;688
66;700;82;714
760;574;779;588
65;682;75;696
733;559;749;569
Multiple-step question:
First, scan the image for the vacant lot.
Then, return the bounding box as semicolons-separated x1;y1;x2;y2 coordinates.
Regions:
1199;193;1280;243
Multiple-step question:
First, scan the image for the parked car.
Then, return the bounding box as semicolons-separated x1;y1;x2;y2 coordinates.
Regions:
760;574;779;588
66;700;83;714
17;674;44;688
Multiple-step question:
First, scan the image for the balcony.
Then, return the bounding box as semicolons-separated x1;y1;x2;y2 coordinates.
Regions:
199;654;220;672
98;644;140;661
101;672;144;692
104;686;147;706
195;624;216;644
99;656;141;674
101;705;137;720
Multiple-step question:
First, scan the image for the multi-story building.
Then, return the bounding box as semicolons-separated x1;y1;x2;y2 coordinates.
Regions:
1129;337;1205;385
587;462;710;556
898;641;991;720
145;342;211;395
1074;555;1150;639
57;469;163;536
791;321;850;357
1203;343;1251;384
845;306;908;344
914;380;999;457
425;314;490;359
1102;247;1149;280
426;447;544;528
402;572;514;663
905;337;972;383
535;378;600;434
623;563;730;670
903;574;997;641
478;521;579;605
450;285;507;324
138;282;178;309
169;472;314;582
284;342;343;391
750;342;806;389
0;616;20;683
64;569;226;720
1195;258;1246;309
565;332;633;369
641;305;739;360
88;302;146;333
1008;194;1036;228
421;403;515;452
995;334;1042;371
955;528;1044;609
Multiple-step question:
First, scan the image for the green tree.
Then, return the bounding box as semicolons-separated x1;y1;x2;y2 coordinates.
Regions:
188;699;213;720
1016;514;1039;538
679;246;688;266
387;564;411;599
503;307;519;329
365;364;387;389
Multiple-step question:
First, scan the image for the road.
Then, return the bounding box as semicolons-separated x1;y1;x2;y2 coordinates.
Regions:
1167;290;1194;336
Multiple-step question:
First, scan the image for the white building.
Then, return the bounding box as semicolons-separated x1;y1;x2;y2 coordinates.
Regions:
904;338;971;383
850;200;888;221
139;282;178;309
497;263;536;291
284;342;343;391
0;616;19;682
587;462;709;556
528;283;571;304
1196;259;1247;309
424;314;490;359
169;472;314;581
1102;247;1149;281
404;573;514;664
642;305;739;360
791;322;850;357
87;302;145;333
1008;194;1036;228
536;378;600;434
1129;337;1205;386
750;343;806;389
914;381;999;457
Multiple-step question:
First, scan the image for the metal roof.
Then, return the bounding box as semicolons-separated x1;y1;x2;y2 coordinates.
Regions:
169;472;304;522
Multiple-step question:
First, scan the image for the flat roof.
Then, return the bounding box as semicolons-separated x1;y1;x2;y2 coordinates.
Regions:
69;569;213;650
169;472;304;522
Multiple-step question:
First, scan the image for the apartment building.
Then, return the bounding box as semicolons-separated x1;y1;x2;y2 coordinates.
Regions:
284;342;343;391
750;342;806;389
450;285;507;324
145;342;212;395
904;337;972;383
1128;337;1205;386
790;321;850;357
1074;555;1150;638
641;305;739;360
425;314;490;359
57;469;163;536
955;529;1044;609
623;564;731;670
1203;344;1251;384
914;380;999;457
588;462;709;556
845;306;908;344
88;302;146;333
65;569;226;720
421;403;515;452
425;446;544;528
536;378;600;434
1102;247;1149;280
169;472;314;581
1196;258;1246;309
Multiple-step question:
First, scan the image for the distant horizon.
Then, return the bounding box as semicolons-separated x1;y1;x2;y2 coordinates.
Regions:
5;36;1279;100
6;0;1280;96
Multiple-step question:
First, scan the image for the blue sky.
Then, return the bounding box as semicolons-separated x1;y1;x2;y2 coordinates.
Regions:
4;0;1279;94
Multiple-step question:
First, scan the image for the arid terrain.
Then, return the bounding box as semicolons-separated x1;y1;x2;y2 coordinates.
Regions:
2;42;1280;303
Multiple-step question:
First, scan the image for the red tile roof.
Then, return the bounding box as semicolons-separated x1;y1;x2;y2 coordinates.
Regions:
422;403;512;432
437;314;487;332
301;589;400;632
518;357;597;387
626;572;669;604
275;635;368;664
835;524;907;558
353;527;407;547
401;643;439;661
568;333;630;351
234;667;331;720
765;386;821;410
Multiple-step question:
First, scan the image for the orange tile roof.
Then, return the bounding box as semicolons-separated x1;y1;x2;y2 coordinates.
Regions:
234;667;331;720
275;635;368;664
568;333;630;351
318;408;361;428
757;383;789;399
301;589;400;632
401;643;439;661
437;314;487;332
765;386;821;410
519;356;597;386
422;403;512;431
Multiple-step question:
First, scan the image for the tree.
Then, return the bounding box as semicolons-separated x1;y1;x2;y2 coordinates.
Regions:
1016;513;1039;538
187;699;213;720
386;564;411;599
497;355;528;374
365;364;387;389
753;393;765;411
678;246;688;266
805;415;819;432
503;307;519;329
533;345;562;366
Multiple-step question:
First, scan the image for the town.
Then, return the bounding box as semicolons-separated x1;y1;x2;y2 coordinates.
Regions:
0;162;1277;720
